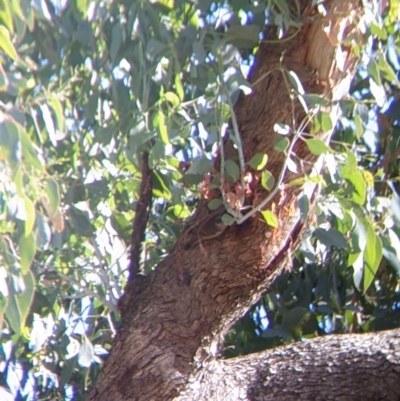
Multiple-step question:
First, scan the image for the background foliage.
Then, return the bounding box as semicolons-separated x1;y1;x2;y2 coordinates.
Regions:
0;0;399;399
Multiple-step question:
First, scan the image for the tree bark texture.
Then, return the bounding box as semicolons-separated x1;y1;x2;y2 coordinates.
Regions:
177;329;400;401
89;1;365;400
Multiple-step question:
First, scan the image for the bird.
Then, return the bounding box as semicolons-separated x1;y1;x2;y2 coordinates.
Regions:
189;214;227;245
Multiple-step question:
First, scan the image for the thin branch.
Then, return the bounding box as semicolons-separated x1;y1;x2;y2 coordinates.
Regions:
128;151;153;281
225;85;246;209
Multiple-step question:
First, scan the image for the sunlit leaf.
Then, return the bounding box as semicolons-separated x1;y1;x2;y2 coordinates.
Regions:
164;91;180;107
0;26;17;59
78;335;94;368
23;196;36;236
261;210;278;228
261;170;275;191
363;227;382;292
305;138;331;155
249;153;268;170
354;114;364;139
174;73;184;101
153;109;169;144
287;70;305;94
20;129;44;171
317;111;333;133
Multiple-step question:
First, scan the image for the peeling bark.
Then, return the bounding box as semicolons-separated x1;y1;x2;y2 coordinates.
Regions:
89;1;370;400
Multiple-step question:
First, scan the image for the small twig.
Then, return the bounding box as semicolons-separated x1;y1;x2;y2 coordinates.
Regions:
128;151;153;281
236;131;299;224
225;84;246;208
219;123;238;218
236;112;314;225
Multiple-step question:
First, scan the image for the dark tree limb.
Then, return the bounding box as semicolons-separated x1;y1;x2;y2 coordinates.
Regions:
128;151;152;281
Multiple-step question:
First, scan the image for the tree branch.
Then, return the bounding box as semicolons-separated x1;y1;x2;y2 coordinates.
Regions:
178;329;400;401
128;151;153;281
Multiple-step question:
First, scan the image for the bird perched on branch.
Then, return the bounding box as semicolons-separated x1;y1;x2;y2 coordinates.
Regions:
188;214;227;246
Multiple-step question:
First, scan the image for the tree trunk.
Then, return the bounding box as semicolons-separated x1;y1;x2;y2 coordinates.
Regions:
177;329;400;401
89;1;372;400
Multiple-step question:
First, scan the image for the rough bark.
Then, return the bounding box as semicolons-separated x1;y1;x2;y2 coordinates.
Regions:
89;1;368;400
178;329;400;401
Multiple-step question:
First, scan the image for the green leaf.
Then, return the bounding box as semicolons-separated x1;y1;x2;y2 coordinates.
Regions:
44;178;60;217
0;26;17;60
4;270;34;336
221;213;235;225
298;194;309;222
76;0;89;16
175;73;184;101
173;203;190;218
208;198;222;210
18;271;35;326
229;24;260;42
261;210;278;228
12;164;23;195
314;228;348;249
274;137;290;152
225;160;240;182
149;140;165;168
287;70;305;94
153;109;169;144
377;56;399;83
341;169;366;206
146;3;164;39
146;37;168;61
19;232;35;274
317;111;333;133
0;118;20;168
0;0;14;33
61;356;78;387
367;58;381;85
301;94;329;106
261;170;275;191
20;129;44;171
305;138;331;155
152;170;172;200
5;291;21;335
185;155;211;175
78;335;94;368
164;91;180;107
249;153;268;170
68;208;95;237
354;114;364;139
24;195;36;236
193;40;206;63
351;172;366;205
363;227;382;292
110;21;123;62
370;22;387;40
48;98;65;132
